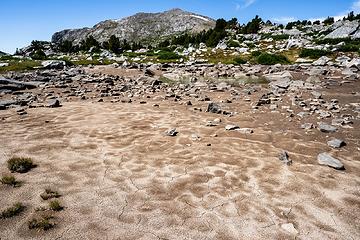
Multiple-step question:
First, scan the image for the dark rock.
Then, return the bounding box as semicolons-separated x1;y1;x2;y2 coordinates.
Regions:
279;151;292;165
207;102;222;114
165;128;178;136
47;99;61;108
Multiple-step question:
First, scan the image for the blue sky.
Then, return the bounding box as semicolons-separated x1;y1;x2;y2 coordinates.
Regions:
0;0;359;53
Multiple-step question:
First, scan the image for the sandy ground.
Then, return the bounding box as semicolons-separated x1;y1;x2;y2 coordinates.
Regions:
0;80;360;239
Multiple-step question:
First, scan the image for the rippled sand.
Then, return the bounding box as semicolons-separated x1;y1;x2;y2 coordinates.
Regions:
0;89;359;239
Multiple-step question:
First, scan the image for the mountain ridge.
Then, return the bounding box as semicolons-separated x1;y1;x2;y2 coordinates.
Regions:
52;8;215;45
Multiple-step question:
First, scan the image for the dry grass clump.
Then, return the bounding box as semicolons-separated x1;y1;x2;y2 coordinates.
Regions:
7;157;35;173
28;215;55;231
1;202;25;218
49;200;63;211
40;188;61;200
0;175;20;187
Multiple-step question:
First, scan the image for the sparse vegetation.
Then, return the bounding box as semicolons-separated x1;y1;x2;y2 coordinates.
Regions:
40;189;61;200
0;175;20;187
1;203;25;219
337;44;360;52
299;48;331;59
256;53;290;65
49;200;63;211
157;51;181;60
0;60;41;73
28;215;54;230
7;157;35;173
233;56;247;65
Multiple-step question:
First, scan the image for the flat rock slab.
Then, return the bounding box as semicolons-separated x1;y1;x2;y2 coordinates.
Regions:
225;124;239;131
327;139;345;148
281;223;298;235
318;123;337;133
317;152;344;170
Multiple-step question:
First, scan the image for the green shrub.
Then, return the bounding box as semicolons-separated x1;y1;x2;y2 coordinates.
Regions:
228;40;240;48
49;200;63;211
261;34;290;40
40;189;61;200
251;51;262;57
30;49;47;60
28;215;54;230
0;175;20;187
256;53;290;65
316;37;351;45
337;44;360;52
7;157;35;173
299;48;331;59
233;57;247;65
157;51;180;60
0;60;41;73
1;203;25;218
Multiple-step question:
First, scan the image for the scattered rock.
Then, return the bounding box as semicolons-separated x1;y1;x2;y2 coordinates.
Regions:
281;223;298;235
237;128;253;134
317;152;344;170
327;139;345;148
207;102;222;114
165;128;178;136
279;151;292;165
41;60;66;69
301;123;314;130
318;123;337;133
225;124;239;131
47;99;61;108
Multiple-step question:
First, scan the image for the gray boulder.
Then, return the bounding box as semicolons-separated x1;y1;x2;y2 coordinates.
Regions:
41;60;66;69
225;125;239;131
325;20;359;39
317;153;344;170
47;99;61;108
318;123;337;133
327;139;345;148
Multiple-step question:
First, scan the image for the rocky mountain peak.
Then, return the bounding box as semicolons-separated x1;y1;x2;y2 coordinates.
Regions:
52;9;215;45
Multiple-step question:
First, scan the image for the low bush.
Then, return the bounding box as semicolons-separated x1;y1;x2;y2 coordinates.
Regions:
157;51;181;60
337;44;360;52
251;51;262;58
28;215;54;230
256;53;290;65
228;40;240;48
40;189;61;200
316;37;352;45
7;157;35;173
0;175;20;187
30;49;47;60
299;48;331;59
233;57;247;65
1;203;25;218
49;200;63;211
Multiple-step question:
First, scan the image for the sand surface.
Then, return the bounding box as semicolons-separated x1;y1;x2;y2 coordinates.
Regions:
0;81;360;240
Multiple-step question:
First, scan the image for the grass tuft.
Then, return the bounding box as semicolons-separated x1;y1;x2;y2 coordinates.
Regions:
256;53;290;65
7;157;35;173
40;188;61;200
0;175;20;187
28;215;54;231
49;200;63;211
1;203;25;219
